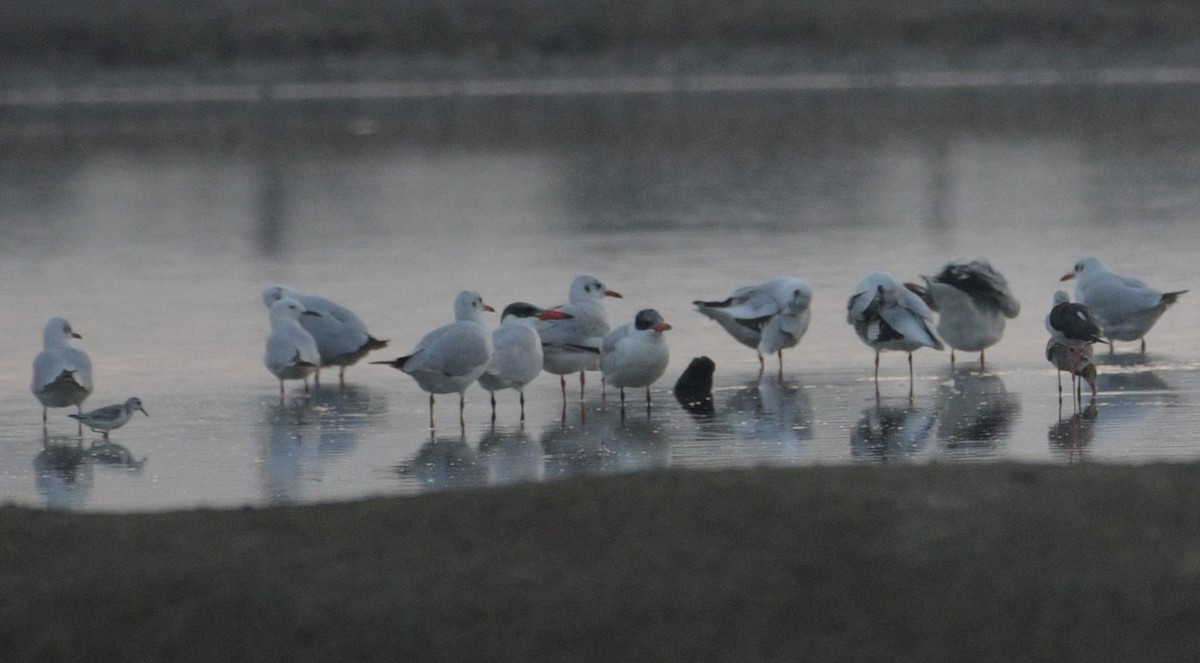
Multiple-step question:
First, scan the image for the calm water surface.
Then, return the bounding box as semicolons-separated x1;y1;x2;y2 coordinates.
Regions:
1;79;1198;511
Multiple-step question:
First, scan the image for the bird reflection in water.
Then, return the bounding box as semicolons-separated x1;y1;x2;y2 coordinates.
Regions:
1049;402;1098;463
478;425;544;485
935;370;1020;455
402;435;485;491
851;402;936;463
724;376;814;451
85;440;146;470
34;436;93;510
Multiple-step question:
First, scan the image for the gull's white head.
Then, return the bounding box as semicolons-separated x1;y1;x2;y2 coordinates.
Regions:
769;277;812;314
1061;257;1105;282
569;274;623;304
1052;290;1071;306
42;317;81;348
262;285;301;309
270;297;316;326
454;290;495;321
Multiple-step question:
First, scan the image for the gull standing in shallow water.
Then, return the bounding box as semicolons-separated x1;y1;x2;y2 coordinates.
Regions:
693;276;812;377
537;274;622;401
1046;338;1097;405
1062;257;1187;354
1044;290;1106;407
264;298;322;399
373;290;494;429
70;397;148;440
262;285;388;386
31;317;93;427
847;272;943;392
478;302;572;423
601;309;672;410
905;260;1019;370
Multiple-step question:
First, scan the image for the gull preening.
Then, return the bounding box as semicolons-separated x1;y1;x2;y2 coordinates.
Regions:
373;290;494;429
31;317;94;427
1046;338;1097;404
264;298;322;398
478;302;572;422
906;260;1019;369
1062;257;1187;354
847;272;943;391
693;276;812;376
262;285;388;385
601;309;672;410
537;274;622;400
70;397;148;440
1044;290;1105;409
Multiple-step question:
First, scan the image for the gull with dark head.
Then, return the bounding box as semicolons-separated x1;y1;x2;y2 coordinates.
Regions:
693;276;812;376
847;272;943;391
537;274;622;400
1062;257;1187;354
906;259;1019;369
262;285;388;385
264;298;322;398
70;397;148;440
31;317;94;427
601;309;672;410
478;302;572;422
374;290;494;429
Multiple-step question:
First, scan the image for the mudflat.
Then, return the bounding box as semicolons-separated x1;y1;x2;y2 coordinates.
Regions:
4;462;1200;660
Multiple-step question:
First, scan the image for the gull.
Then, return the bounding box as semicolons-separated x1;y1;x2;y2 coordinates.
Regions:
693;276;812;376
478;302;572;422
1046;338;1097;405
373;290;494;429
1044;290;1107;346
70;397;148;440
264;298;322;398
537;274;622;400
31;317;93;427
1061;257;1187;354
905;259;1019;369
1044;290;1106;408
601;309;672;410
263;285;388;385
846;272;943;391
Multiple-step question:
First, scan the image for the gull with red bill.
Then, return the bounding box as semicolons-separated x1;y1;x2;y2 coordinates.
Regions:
601;309;672;409
373;290;495;429
1061;257;1187;354
478;302;573;422
537;274;623;400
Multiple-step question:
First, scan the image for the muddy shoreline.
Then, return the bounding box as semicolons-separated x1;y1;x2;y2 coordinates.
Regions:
5;463;1200;660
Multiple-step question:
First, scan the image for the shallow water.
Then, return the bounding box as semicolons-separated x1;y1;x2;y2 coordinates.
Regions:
1;77;1198;511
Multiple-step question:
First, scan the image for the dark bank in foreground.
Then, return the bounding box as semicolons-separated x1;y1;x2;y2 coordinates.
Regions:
4;463;1200;660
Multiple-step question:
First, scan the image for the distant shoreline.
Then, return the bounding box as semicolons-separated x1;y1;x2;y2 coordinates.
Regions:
4;1;1200;81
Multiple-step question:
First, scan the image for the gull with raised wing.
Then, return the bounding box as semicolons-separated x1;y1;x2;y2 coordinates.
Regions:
70;397;148;440
693;276;812;376
373;290;494;429
1062;257;1187;354
847;272;943;391
601;309;672;410
31;317;93;427
906;259;1019;369
478;302;572;422
264;298;322;398
537;274;622;400
263;285;388;385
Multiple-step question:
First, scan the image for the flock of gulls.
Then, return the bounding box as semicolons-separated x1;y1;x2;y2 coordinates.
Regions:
30;257;1186;436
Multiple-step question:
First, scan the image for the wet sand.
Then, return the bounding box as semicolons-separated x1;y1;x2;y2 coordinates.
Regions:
5;463;1200;660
